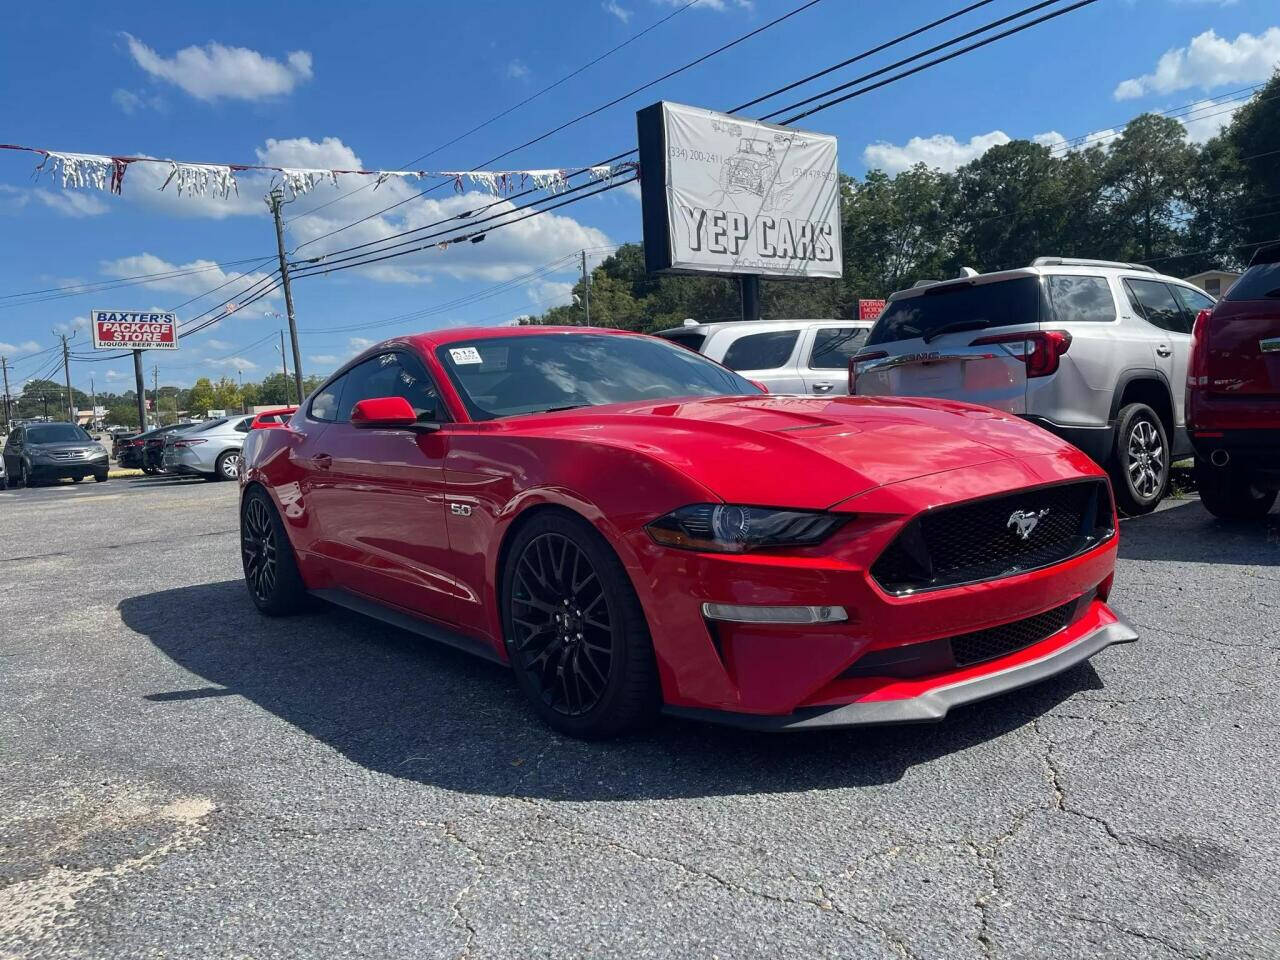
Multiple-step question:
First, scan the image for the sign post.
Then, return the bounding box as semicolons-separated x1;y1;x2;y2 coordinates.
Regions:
91;310;178;431
636;101;842;324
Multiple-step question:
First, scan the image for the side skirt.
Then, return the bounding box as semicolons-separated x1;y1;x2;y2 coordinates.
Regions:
310;587;506;665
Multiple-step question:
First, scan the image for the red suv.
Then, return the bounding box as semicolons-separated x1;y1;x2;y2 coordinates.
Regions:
1187;243;1280;519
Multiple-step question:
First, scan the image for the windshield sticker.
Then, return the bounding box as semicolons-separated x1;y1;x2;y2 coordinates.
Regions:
450;347;483;365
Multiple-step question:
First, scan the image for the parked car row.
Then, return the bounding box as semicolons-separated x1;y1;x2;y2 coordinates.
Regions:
656;255;1273;519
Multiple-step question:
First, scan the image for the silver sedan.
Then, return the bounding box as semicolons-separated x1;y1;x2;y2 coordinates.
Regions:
162;415;254;480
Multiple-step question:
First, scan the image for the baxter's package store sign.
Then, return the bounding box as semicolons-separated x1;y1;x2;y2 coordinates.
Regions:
91;310;179;350
636;101;842;279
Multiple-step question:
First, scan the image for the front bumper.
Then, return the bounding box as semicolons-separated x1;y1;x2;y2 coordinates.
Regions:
665;608;1137;730
29;457;108;478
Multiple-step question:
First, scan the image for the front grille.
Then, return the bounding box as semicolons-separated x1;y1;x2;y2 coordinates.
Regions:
841;594;1087;679
50;451;89;462
950;599;1076;667
871;479;1113;595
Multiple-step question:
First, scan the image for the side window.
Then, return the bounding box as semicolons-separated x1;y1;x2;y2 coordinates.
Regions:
1125;279;1191;334
234;418;251;434
721;330;799;371
337;352;446;423
7;429;20;446
310;373;346;422
1047;276;1116;323
809;327;869;369
660;332;707;352
1172;285;1215;315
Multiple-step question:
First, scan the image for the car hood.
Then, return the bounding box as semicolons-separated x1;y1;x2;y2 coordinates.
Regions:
503;395;1084;509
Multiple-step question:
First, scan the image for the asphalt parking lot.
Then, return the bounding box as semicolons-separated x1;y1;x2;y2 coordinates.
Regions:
1;477;1278;959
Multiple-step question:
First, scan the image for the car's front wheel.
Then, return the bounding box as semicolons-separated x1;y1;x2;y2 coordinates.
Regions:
1195;459;1277;521
240;487;309;615
501;510;659;739
1109;403;1169;516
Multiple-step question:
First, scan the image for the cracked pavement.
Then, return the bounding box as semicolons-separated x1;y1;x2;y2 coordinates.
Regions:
1;477;1278;959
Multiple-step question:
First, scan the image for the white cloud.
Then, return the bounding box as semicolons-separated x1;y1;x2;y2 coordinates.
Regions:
1114;27;1280;100
104;369;128;381
122;33;313;101
54;316;90;336
603;0;632;22
205;356;257;372
619;179;642;201
1032;127;1119;153
0;340;41;354
348;337;376;352
205;339;232;350
308;354;338;364
112;88;142;113
33;189;109;218
529;280;576;310
98;253;277;303
507;59;530;81
1180;98;1242;142
863;131;1013;174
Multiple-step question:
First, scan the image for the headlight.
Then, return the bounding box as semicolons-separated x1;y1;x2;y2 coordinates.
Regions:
647;504;848;553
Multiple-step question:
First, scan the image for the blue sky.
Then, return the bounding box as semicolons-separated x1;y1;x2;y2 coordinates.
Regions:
1;0;1277;391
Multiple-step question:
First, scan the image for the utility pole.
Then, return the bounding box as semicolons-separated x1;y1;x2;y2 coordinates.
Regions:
59;333;75;423
279;329;290;383
268;188;305;405
581;249;590;326
153;364;159;427
239;370;245;414
132;350;147;433
1;356;10;432
90;376;97;431
740;276;761;323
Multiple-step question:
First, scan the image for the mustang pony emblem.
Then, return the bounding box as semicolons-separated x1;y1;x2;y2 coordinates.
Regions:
1007;508;1050;540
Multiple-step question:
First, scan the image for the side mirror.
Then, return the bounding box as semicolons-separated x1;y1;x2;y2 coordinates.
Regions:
350;396;425;429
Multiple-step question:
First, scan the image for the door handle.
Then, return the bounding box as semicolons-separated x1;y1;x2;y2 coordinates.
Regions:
1155;344;1172;357
310;453;333;469
812;382;835;393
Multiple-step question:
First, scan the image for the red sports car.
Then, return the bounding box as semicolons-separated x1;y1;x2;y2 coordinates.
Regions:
239;326;1136;738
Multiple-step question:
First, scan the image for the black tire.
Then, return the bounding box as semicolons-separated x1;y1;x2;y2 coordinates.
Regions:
17;461;29;488
142;461;159;476
215;449;242;482
72;475;83;483
1195;458;1277;521
1109;403;1169;516
500;510;660;739
240;486;309;616
94;471;109;483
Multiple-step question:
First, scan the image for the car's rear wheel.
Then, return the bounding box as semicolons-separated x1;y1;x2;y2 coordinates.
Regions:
501;511;659;739
1195;459;1277;521
1109;403;1169;516
240;487;309;615
216;450;241;481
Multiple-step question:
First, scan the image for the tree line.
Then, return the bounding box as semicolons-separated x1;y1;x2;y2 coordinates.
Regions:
534;71;1280;331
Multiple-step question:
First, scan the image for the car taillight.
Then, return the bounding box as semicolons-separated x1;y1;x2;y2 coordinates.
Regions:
848;350;888;393
1187;308;1212;388
970;330;1072;378
174;438;206;448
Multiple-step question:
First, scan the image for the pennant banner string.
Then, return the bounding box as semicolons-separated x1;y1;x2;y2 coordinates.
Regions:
0;143;637;200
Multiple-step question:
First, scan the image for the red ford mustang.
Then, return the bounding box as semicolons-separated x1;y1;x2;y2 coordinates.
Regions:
239;326;1136;738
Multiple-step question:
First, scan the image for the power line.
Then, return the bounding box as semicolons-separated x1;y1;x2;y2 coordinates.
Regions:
286;0;701;225
770;0;1101;126
0;255;273;307
293;0;826;253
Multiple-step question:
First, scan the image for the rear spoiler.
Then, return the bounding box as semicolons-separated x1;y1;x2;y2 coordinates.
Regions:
1248;242;1280;267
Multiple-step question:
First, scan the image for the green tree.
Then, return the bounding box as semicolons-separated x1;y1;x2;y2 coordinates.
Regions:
105;402;139;428
1103;113;1193;261
1223;67;1280;259
186;377;216;417
211;376;241;412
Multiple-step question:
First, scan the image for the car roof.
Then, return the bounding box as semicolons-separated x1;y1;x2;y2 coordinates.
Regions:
887;262;1194;302
654;318;874;335
406;325;644;349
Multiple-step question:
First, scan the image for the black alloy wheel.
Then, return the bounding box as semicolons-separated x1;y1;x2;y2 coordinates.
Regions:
241;495;278;606
502;512;659;738
239;487;310;616
511;531;614;717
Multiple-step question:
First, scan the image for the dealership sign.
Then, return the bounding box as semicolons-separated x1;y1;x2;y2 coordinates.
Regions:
636;101;842;280
91;310;179;350
858;299;886;321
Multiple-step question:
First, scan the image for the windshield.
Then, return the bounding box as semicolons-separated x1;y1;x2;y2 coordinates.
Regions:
1225;263;1280;301
436;333;762;420
867;277;1044;345
27;424;91;444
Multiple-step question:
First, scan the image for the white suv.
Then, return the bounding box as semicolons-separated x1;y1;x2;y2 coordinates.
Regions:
655;318;874;395
851;257;1217;515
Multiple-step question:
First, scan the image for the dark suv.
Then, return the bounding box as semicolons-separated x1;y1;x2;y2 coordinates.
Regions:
2;422;110;485
1187;243;1280;519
